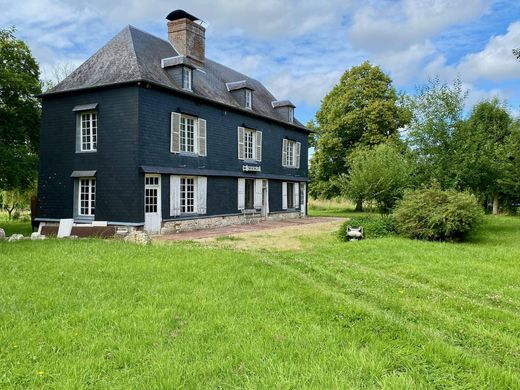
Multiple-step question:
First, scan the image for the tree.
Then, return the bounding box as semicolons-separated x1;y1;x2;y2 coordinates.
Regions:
0;185;33;220
452;98;514;214
405;77;467;189
310;61;410;204
0;27;41;192
513;48;520;60
340;143;411;213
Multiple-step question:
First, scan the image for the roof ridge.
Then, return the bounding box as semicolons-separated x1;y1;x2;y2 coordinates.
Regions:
125;25;145;78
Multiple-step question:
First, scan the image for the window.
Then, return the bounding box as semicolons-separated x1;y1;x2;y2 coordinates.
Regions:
171;113;206;156
287;183;294;208
79;178;96;216
80;112;97;152
288;107;294;123
145;175;160;213
282;181;300;210
170;176;206;216
180;115;196;153
180;177;196;213
282;139;301;168
245;89;252;109
182;67;192;91
238;127;262;161
244;129;255;160
244;179;255;209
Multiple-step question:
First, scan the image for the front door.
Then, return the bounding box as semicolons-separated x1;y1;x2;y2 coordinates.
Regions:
144;174;162;234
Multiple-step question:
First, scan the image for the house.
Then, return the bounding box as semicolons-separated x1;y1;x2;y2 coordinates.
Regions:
36;10;309;234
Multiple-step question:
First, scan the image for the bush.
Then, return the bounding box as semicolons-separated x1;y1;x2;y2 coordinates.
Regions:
337;214;397;241
394;186;484;241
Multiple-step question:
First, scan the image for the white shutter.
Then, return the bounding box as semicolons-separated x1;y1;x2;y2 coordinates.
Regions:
238;178;245;210
295;142;301;169
198;118;207;156
197;176;207;214
256;131;262;162
294;182;300;209
170;175;181;216
282;139;288;167
171;113;181;153
254;179;263;208
300;182;306;212
237;127;245;160
282;182;288;210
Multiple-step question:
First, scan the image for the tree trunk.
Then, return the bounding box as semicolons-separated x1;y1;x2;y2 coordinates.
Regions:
492;194;499;215
355;199;363;212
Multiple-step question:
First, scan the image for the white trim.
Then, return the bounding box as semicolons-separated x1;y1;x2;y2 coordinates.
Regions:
182;67;192;91
78;111;97;152
144;174;162;234
245;89;252;109
170;175;181;216
197;176;207;214
254;179;263;209
282;182;288;210
238;178;245;210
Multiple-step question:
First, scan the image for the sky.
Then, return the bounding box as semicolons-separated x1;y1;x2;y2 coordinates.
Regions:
2;0;520;124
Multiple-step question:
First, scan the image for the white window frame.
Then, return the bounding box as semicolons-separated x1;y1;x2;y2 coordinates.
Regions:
245;89;252;109
79;111;97;152
78;177;96;216
182;67;192;91
144;175;160;214
244;128;255;160
180;114;198;154
180;176;197;214
288;107;294;123
283;139;301;168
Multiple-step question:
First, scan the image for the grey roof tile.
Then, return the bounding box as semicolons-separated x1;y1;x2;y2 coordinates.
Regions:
46;25;306;130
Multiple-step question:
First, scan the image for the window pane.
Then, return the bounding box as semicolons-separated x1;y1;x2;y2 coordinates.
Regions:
79;178;96;216
244;129;254;160
180;177;195;213
180;116;195;153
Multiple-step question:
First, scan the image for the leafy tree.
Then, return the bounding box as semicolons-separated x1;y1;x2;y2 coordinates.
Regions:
452;98;514;213
513;48;520;60
0;186;33;220
0;27;41;192
406;77;467;189
310;61;410;204
340;143;411;213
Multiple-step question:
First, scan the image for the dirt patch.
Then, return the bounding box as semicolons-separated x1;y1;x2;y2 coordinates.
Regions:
155;217;345;251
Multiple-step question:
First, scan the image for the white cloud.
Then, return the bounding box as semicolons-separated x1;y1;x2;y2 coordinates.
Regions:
348;0;489;52
457;21;520;81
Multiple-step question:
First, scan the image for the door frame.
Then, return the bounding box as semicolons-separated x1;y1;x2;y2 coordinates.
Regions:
144;174;162;234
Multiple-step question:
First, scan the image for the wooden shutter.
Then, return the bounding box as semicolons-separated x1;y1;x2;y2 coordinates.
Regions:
295;142;301;169
237;178;245;210
237;127;245;160
282;182;288;210
171;112;181;153
300;182;306;214
254;179;263;208
197;176;207;214
170;175;181;216
198;118;207;156
294;182;300;209
282;139;288;167
255;131;262;162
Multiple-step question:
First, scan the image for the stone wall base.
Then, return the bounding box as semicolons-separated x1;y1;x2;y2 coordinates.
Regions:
161;211;303;234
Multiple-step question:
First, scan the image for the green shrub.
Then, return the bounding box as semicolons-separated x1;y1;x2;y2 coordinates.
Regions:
338;214;397;241
394;186;484;241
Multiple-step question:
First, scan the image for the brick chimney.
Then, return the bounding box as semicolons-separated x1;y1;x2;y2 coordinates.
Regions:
166;10;205;67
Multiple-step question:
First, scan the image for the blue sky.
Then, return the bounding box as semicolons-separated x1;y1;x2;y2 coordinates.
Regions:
2;0;520;124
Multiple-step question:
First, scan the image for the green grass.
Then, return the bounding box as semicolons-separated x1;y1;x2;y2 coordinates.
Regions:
0;220;33;236
1;209;520;388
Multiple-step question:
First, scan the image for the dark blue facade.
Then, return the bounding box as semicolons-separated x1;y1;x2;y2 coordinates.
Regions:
38;83;309;225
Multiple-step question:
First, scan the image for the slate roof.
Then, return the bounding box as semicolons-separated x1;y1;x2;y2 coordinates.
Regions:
45;25;307;131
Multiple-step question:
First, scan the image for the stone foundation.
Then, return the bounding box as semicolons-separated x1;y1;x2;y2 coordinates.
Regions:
161;211;303;234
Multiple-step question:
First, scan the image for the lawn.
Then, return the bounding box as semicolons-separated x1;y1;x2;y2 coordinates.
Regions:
1;208;520;388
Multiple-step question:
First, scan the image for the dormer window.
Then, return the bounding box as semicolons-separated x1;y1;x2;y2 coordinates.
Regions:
288;107;294;123
272;100;296;124
182;67;192;91
245;89;252;109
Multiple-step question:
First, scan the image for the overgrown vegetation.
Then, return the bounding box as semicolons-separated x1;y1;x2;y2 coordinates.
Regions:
337;214;397;241
394;185;484;241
